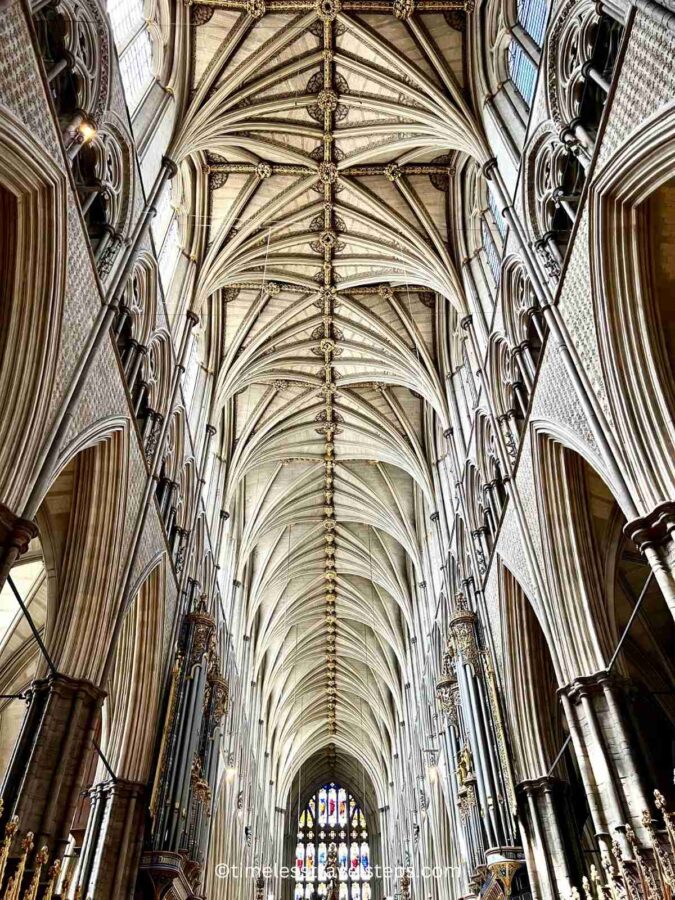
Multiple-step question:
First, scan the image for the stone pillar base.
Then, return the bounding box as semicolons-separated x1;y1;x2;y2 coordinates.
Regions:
0;673;105;863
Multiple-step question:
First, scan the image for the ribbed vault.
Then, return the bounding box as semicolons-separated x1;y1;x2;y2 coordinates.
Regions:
174;0;478;816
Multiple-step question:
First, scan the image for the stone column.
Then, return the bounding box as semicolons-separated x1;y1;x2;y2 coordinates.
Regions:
516;777;583;900
72;779;146;899
0;674;105;863
560;671;652;849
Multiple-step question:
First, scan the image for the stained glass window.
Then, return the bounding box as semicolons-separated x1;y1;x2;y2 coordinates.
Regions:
294;783;372;899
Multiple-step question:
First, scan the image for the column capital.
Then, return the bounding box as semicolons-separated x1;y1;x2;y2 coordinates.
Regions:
482;156;498;179
560;668;626;703
624;500;675;551
0;501;38;559
515;774;569;797
162;155;178;178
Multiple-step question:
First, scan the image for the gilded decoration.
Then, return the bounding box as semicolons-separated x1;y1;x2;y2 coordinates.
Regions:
450;591;479;666
315;0;341;20
187;609;216;666
393;0;414;19
246;0;266;17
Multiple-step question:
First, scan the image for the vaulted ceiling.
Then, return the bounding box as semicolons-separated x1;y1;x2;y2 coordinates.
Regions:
173;0;482;801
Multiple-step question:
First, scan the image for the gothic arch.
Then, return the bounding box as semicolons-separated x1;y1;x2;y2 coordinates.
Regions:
531;427;618;681
0;109;67;512
521;122;565;244
100;559;166;782
37;420;131;685
145;329;173;416
498;560;562;782
590;102;675;508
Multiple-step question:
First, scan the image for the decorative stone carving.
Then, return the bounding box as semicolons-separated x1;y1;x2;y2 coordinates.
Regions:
393;0;415;19
317;161;338;184
317;88;339;112
191;4;215;25
315;0;341;20
246;0;266;18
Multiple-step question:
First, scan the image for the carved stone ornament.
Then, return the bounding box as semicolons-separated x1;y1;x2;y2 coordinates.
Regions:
318;88;339;112
256;161;272;179
318;161;338;184
319;229;338;249
246;0;266;17
393;0;415;18
191;3;215;25
384;163;401;182
315;0;341;20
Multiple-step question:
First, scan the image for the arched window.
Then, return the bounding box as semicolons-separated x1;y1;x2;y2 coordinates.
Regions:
153;182;181;293
481;219;501;285
517;0;547;44
488;192;506;240
107;0;154;113
158;217;180;293
481;193;505;288
508;0;547;105
294;783;372;900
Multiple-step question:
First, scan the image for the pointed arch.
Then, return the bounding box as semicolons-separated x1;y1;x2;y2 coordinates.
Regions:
0;107;67;512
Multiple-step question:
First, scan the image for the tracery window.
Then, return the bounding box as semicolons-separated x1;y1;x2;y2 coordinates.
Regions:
294;784;372;900
107;0;154;113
